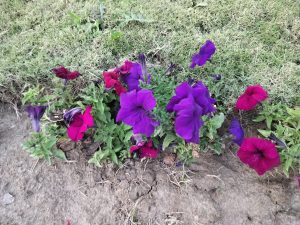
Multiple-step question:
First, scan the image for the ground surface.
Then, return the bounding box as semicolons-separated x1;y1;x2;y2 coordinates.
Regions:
1;107;299;225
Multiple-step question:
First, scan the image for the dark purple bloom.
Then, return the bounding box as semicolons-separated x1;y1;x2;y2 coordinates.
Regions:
166;81;215;144
210;74;222;80
25;105;47;132
166;82;215;115
173;95;204;144
297;175;300;187
122;62;143;91
229;118;245;146
52;66;81;80
190;40;216;69
116;89;159;137
64;107;82;124
269;133;287;149
138;53;151;84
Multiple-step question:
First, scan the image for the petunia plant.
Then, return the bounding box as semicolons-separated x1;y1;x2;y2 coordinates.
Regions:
21;39;299;181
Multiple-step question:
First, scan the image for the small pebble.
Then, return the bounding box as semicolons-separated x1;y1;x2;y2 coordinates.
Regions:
2;193;15;205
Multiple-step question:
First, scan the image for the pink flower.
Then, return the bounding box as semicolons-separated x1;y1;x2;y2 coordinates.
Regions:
119;60;133;75
67;106;94;142
236;85;268;110
130;140;158;158
103;69;126;96
237;137;280;175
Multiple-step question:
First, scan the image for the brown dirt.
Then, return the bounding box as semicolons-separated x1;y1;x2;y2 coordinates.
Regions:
0;104;299;225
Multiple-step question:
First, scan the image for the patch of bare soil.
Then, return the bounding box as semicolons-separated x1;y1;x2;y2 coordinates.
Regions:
0;105;299;225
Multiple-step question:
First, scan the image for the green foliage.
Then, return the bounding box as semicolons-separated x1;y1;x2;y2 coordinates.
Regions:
23;132;66;163
79;83;132;166
253;102;286;129
200;113;225;155
255;104;300;176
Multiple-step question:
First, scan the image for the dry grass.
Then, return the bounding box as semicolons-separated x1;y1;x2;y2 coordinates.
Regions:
0;0;299;105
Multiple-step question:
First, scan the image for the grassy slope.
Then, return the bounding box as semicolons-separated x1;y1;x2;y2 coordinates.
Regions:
0;0;299;105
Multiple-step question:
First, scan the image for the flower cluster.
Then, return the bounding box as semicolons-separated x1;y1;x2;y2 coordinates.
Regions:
229;85;280;175
24;39;294;180
102;54;150;96
166;81;215;144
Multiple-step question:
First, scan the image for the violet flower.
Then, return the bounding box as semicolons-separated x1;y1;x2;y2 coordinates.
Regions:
173;95;204;144
25;105;47;132
229;118;245;146
116;89;159;137
122;62;143;91
190;40;216;69
166;81;215;144
64;107;82;124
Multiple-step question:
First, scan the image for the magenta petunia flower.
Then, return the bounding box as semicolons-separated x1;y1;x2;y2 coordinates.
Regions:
237;137;280;175
67;106;94;142
116;89;159;137
190;40;216;69
130;139;158;158
229;118;244;146
119;60;133;75
25;105;47;132
52;66;80;80
166;81;215;144
236;85;268;111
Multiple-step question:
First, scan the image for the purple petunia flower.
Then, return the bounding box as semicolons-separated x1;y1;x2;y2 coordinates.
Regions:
297;175;300;187
25;105;47;132
166;81;215;144
122;62;143;91
63;107;82;124
229;118;245;146
166;82;215;115
190;40;216;69
173;95;204;144
116;89;159;137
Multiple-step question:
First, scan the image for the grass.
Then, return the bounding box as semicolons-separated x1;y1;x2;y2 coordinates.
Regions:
0;0;299;106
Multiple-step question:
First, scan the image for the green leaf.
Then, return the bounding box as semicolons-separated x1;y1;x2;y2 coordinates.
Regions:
110;151;119;165
124;130;133;142
53;149;67;160
258;129;272;137
210;113;225;129
162;133;177;150
266;117;273;129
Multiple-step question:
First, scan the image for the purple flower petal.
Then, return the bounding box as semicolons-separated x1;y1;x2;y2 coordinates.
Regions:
229;118;245;146
122;63;143;91
190;40;216;69
25;105;47;132
64;107;82;124
116;89;159;137
174;96;203;144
